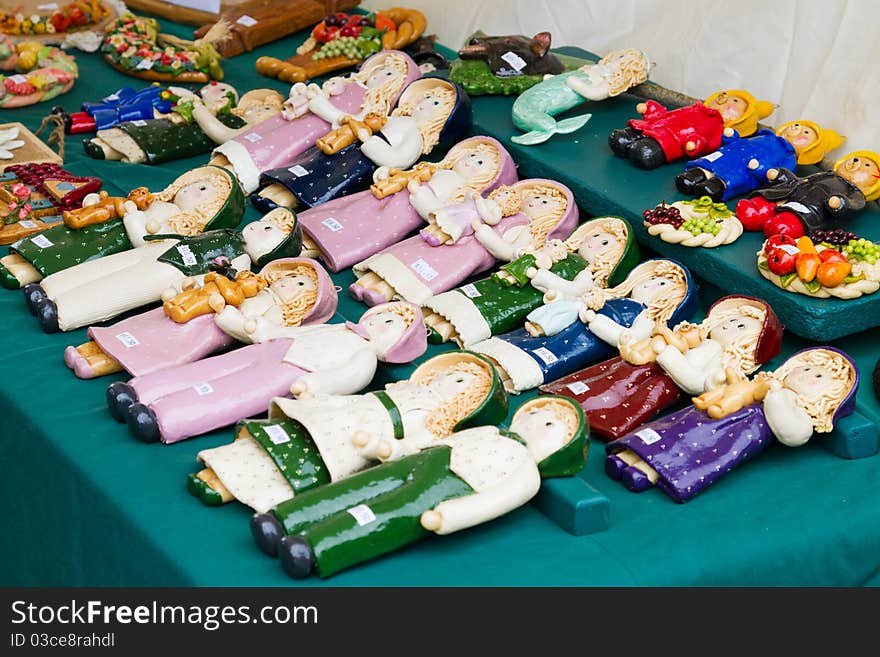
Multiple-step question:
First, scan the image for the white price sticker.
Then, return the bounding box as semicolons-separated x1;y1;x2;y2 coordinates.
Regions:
461;283;481;298
106;93;120;102
501;51;528;72
115;332;140;348
702;151;723;162
532;347;558;365
264;424;290;445
136;58;155;71
776;244;800;256
287;165;309;177
30;234;53;248
244;132;262;143
130;120;148;127
566;381;590;395
636;428;663;445
9;75;28;84
177;245;198;266
193;382;214;396
347;504;377;526
410;258;438;281
321;217;343;232
236;14;258;27
18;221;37;229
37;3;60;9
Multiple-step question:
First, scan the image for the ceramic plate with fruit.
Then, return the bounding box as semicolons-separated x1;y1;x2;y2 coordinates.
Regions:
643;196;743;248
758;232;880;299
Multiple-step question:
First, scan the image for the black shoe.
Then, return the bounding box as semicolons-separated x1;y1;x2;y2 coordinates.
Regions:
35;298;59;333
249;191;279;214
82;138;106;160
106;382;138;423
250;513;285;558
608;126;644;158
23;284;47;315
279;536;315;579
126;402;161;443
627;136;667;169
675;168;709;196
700;176;728;202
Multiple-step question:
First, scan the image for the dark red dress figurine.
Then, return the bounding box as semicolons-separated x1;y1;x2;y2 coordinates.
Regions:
609;89;774;169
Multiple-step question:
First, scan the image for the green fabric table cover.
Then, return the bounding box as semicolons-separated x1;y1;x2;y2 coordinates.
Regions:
2;22;880;587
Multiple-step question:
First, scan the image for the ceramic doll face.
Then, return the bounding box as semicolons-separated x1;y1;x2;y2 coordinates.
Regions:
200;82;236;111
362;310;408;353
779;123;818;153
705;93;748;122
241;219;287;260
708;315;763;345
365;65;403;89
836;156;880;193
173;179;220;213
522;190;565;219
238;98;280;124
631;275;678;304
271;273;316;304
578;231;619;261
783;365;836;402
428;367;479;401
452;150;497;181
410;90;453;124
510;404;571;462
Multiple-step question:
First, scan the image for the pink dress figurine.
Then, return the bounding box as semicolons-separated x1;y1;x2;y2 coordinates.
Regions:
210;51;421;193
350;179;578;306
296;135;518;272
122;301;428;445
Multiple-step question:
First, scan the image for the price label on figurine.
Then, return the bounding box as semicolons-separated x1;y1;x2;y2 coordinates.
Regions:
244;133;263;143
176;244;198;266
193;382;214;396
237;15;258;27
346;504;377;526
636;428;663;445
30;234;53;248
532;347;558;365
566;381;590;395
410;258;438;281
115;332;140;348
37;3;60;9
287;165;309;177
264;424;290;445
136;58;155;71
9;75;28;84
501;51;528;72
18;221;37;229
461;283;481;298
106;93;120;102
131;120;148;127
776;244;800;256
321;217;343;232
703;151;723;162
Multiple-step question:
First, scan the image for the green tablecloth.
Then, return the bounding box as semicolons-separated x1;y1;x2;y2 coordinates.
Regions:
2;21;880;586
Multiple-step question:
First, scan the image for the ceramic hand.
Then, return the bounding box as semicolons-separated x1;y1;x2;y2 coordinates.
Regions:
579;306;597;324
420;509;443;532
352;430;393;460
319;78;343;96
290;379;313;399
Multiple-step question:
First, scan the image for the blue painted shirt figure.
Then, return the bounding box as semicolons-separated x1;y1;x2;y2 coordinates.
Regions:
678;129;797;201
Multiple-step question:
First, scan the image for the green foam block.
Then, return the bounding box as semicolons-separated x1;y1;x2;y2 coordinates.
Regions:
822;412;879;460
532;476;611;536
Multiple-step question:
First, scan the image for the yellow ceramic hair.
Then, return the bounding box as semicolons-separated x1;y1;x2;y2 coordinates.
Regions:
704;89;774;136
833;150;880;201
776;120;846;165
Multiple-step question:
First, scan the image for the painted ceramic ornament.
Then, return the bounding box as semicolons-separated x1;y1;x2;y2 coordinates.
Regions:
212;50;421;194
255;8;425;84
294;136;516;273
56;84;176;134
0;162;102;245
251;77;471;212
0;1;117;45
0;37;77;108
676;122;845;201
757;234;880;299
450;31;573;96
541;295;783;441
471;259;697;393
82;84;283;166
256;394;587;579
643;197;742;248
606;347;859;501
511;48;651;145
735;150;880;236
609;89;774;169
64;240;312;384
350;178;579;306
423;216;640;346
101;14;225;83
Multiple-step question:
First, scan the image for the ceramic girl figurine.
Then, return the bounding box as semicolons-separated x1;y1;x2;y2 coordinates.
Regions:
1;166;244;292
210;51;421;194
423;216;639;346
609;89;774;169
252;77;471;211
122;301;428;445
605;347;858;501
472;259;696;393
349;179;579;306
294;135;516;273
83;84;282;165
190;351;506;519
541;295;783;441
263;395;587;579
735;150;880;236
511;48;651;145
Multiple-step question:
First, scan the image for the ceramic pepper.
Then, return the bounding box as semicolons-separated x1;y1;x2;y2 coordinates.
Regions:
472;259;696;393
540;295;783;441
212;50;421;194
606;347;858;502
251;77;472;211
295;135;517;272
609;89;774;169
511;48;652;145
735;150;880;236
259;394;587;579
349;179;578;306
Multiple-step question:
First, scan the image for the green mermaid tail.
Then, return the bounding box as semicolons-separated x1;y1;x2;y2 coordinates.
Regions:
511;113;593;145
510;69;595;146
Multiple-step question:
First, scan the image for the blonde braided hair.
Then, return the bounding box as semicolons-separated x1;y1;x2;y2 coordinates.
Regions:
691;301;767;376
563;218;629;287
353;52;411;117
606;260;688;325
394;85;456;153
263;263;319;327
408;360;494;437
597;48;650;97
152;167;233;235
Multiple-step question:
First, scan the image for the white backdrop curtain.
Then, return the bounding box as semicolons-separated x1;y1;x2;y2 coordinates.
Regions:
363;0;880;152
